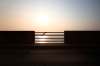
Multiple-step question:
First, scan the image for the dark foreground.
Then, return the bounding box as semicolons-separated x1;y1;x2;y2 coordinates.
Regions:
0;43;97;66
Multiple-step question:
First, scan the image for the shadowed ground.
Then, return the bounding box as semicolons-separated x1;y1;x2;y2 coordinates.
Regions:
0;43;96;66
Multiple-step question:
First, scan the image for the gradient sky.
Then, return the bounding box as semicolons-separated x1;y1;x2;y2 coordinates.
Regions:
0;0;100;31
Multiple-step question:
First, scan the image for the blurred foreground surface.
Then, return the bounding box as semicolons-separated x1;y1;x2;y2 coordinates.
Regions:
0;43;96;66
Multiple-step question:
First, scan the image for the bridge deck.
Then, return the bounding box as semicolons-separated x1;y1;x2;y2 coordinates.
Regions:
0;43;96;66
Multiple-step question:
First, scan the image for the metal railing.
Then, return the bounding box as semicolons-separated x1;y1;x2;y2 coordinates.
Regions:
35;32;64;44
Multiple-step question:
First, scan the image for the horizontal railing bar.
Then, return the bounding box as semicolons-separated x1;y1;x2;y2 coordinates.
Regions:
35;38;64;39
35;35;64;36
35;43;64;44
35;32;64;33
35;41;64;42
36;36;64;37
35;42;64;43
35;34;64;35
35;42;64;44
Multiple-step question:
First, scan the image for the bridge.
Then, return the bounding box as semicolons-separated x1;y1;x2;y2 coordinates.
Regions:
0;31;97;66
35;32;64;46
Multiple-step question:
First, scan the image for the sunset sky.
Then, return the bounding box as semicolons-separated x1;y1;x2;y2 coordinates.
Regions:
0;0;100;31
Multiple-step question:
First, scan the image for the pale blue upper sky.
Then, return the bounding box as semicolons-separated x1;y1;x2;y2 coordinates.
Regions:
0;0;100;31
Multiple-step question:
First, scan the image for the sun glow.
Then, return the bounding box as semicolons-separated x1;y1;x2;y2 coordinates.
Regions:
37;36;48;41
35;15;49;26
35;36;49;44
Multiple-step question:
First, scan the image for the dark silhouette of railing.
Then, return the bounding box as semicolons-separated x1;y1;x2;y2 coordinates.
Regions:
35;32;64;44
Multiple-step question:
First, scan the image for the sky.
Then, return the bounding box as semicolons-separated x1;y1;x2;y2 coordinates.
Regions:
0;0;100;31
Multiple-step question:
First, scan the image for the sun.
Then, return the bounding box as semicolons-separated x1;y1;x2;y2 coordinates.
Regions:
38;16;48;22
35;15;49;26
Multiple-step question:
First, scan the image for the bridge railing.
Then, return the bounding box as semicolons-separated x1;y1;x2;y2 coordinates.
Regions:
35;32;64;44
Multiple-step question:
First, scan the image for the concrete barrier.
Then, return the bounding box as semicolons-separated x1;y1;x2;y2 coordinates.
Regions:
64;31;100;47
0;31;35;48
